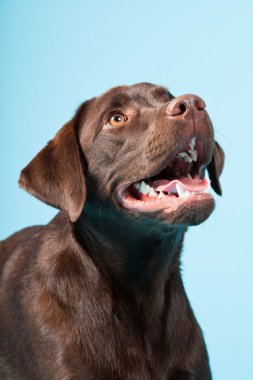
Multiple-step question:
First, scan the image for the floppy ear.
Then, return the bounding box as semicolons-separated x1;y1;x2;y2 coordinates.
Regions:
207;141;225;196
19;120;86;222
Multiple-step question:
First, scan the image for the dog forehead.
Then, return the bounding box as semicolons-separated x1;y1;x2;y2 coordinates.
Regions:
77;83;172;143
96;82;171;108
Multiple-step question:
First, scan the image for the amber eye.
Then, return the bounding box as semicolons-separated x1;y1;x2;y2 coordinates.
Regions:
108;113;127;127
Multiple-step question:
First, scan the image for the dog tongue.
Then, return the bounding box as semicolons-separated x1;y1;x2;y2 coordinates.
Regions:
150;178;209;192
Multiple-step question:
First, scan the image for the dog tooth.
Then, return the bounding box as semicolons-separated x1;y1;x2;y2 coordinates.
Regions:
175;183;185;198
187;174;192;179
187;154;193;163
139;181;146;194
149;188;158;197
178;152;193;163
139;181;151;195
178;152;188;158
182;190;191;198
191;150;198;162
134;182;141;190
139;182;144;194
145;184;153;193
158;191;165;198
190;138;196;151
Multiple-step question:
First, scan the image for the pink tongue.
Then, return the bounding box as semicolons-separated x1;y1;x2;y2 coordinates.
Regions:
150;178;209;192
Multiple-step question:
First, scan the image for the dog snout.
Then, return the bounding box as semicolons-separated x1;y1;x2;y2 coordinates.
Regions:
166;94;206;118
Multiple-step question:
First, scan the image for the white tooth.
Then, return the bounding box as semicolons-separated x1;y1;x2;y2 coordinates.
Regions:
178;152;188;158
187;173;192;179
186;154;193;163
190;137;196;150
149;188;158;197
134;182;140;190
139;181;151;195
178;152;193;163
145;184;152;193
177;151;193;163
176;183;185;198
158;191;165;198
139;181;146;194
182;190;191;198
191;150;198;162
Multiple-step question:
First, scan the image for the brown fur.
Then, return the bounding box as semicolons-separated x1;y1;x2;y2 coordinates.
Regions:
0;83;224;379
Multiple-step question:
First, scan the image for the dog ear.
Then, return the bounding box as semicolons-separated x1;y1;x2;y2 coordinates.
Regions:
19;119;86;222
207;141;225;196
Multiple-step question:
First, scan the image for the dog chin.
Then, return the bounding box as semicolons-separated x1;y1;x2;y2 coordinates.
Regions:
159;195;215;226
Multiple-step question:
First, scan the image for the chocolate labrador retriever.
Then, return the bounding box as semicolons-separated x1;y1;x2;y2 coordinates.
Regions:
0;83;224;380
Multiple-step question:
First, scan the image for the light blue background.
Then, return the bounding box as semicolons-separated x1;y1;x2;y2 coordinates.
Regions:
1;1;252;379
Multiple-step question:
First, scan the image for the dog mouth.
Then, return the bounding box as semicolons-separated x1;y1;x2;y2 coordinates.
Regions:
116;138;213;213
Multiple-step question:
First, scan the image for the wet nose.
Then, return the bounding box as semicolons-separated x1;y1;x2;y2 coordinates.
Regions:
166;94;206;117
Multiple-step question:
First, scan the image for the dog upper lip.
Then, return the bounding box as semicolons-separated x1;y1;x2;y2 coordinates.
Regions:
149;138;209;180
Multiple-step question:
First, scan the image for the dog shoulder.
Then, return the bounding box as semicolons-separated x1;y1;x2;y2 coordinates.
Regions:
0;226;43;268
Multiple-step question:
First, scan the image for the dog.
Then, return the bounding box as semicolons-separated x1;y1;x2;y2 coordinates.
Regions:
0;83;224;380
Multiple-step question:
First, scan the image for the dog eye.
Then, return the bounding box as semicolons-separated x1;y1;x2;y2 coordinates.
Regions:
107;113;127;127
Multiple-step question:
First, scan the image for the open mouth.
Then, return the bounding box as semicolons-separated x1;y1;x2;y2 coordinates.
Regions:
116;138;213;213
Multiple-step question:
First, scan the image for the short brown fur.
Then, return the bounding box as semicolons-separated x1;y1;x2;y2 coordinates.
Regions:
0;83;224;380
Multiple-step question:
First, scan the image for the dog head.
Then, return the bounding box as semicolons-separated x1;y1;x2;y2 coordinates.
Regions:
19;83;224;226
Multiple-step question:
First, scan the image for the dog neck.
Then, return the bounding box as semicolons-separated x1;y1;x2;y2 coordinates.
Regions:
75;197;186;296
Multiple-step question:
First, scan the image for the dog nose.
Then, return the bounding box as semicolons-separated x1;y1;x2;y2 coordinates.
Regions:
166;94;206;117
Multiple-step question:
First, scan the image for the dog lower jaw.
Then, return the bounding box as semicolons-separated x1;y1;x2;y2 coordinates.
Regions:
162;196;215;226
115;183;215;226
116;183;213;211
